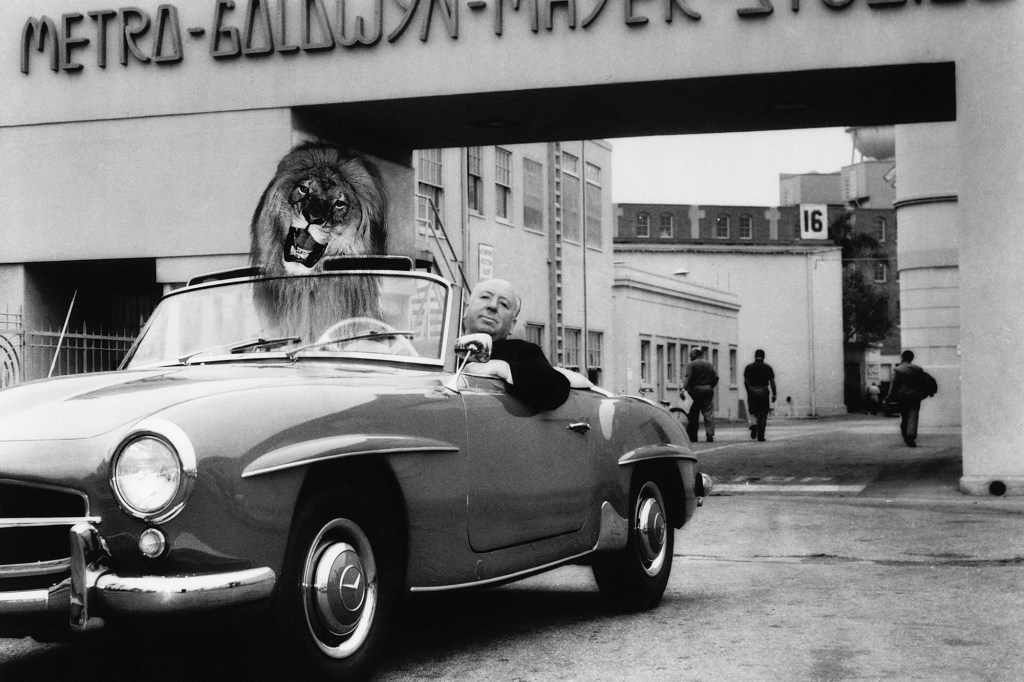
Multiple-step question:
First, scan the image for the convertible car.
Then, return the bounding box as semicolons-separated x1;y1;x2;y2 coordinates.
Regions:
0;257;710;680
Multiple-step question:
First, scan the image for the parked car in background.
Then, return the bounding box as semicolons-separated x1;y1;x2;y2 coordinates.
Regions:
0;257;711;680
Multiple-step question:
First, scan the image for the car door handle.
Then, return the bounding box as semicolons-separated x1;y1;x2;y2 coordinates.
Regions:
567;422;591;434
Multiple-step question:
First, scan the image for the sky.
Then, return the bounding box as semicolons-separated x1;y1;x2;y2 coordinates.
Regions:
609;127;855;207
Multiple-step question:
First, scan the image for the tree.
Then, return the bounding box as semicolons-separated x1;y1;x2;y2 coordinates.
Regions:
829;212;893;347
842;268;893;345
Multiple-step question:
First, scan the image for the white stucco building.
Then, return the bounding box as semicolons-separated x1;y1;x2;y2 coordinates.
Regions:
614;243;845;419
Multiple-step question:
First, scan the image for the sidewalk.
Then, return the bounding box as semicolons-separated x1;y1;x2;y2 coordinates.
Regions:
692;413;1024;510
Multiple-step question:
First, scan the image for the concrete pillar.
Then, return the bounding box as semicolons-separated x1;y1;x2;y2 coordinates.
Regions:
956;26;1024;496
0;265;27;389
0;265;26;318
893;123;961;430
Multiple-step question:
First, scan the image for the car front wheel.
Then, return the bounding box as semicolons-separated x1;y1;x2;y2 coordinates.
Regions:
267;486;404;681
592;473;674;612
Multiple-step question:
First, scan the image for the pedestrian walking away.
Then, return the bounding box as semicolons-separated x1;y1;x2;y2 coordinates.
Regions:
885;349;938;447
866;382;881;415
743;349;776;442
683;347;719;442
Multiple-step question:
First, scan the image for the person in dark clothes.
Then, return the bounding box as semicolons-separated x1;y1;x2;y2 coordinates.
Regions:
683;347;719;442
461;279;570;411
885;349;937;447
743;349;777;442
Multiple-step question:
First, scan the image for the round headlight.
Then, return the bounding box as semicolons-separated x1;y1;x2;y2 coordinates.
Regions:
113;436;181;515
110;419;197;522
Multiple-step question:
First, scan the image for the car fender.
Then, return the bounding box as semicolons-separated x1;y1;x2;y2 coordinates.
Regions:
617;444;699;528
240;434;460;479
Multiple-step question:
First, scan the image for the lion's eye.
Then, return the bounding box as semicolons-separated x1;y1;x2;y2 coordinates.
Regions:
334;199;349;210
295;185;309;197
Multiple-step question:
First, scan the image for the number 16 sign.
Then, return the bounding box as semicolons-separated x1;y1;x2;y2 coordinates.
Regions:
800;204;828;240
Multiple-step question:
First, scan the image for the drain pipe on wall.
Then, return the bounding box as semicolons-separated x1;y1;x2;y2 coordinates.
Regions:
806;253;816;417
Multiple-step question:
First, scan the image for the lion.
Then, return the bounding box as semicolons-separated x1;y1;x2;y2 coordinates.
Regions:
249;141;390;340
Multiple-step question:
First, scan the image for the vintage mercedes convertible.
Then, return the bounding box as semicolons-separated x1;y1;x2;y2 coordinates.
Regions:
0;257;710;679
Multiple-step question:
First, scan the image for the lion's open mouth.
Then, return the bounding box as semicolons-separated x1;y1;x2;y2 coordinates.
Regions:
284;226;328;268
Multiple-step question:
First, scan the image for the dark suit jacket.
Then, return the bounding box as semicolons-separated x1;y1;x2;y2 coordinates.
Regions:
490;339;571;412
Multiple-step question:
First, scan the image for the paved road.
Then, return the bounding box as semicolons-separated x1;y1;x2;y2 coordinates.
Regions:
692;414;966;500
3;416;1022;681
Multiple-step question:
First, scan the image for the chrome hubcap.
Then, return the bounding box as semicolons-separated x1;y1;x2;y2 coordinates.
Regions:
313;543;366;635
635;482;667;576
302;519;377;658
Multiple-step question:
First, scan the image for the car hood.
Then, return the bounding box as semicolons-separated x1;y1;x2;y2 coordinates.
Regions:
0;363;419;441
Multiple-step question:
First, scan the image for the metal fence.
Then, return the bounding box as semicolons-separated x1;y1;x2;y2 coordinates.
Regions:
24;326;136;380
0;309;23;389
0;309;136;387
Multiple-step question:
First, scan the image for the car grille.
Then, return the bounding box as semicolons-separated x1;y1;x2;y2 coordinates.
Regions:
0;481;92;591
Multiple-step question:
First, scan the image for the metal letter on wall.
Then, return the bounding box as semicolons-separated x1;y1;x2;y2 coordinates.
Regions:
60;13;88;71
212;0;242;58
664;0;701;22
118;8;152;65
737;0;773;17
20;16;59;74
493;0;540;36
243;0;275;55
544;0;578;30
420;0;459;42
301;0;336;51
154;5;184;63
337;0;383;47
88;9;117;68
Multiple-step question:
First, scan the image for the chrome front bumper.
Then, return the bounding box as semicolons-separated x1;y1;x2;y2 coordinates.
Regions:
0;523;276;633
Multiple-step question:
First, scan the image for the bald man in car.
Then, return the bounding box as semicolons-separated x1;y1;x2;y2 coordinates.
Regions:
461;279;570;411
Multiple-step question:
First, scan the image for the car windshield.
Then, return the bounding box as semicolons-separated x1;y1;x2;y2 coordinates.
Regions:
124;271;452;368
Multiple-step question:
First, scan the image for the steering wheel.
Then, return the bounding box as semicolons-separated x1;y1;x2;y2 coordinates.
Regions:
316;317;418;357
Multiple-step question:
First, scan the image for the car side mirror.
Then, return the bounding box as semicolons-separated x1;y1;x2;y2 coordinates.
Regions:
446;333;493;394
454;333;491;364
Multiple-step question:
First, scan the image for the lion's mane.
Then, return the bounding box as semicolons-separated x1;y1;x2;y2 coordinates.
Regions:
249;142;389;340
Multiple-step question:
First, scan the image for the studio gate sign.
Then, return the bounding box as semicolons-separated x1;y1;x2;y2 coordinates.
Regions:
20;0;974;75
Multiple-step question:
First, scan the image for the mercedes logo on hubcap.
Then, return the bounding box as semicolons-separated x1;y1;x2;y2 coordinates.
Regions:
338;562;366;612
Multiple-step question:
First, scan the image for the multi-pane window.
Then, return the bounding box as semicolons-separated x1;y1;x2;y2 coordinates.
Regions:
467;147;483;213
418;148;442;186
587;330;603;371
636;213;650;238
564;327;581;371
739;215;752;239
416;149;443;236
873;217;887;242
666;343;676;384
729;347;738;386
495;147;512;221
659;213;674;238
640;340;651;383
873;262;888;283
524;323;544;348
585;162;602;248
523;158;544;232
562;153;581;242
715;214;730;238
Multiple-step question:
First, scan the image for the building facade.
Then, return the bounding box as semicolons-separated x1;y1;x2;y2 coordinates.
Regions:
2;1;1020;493
611;264;740;414
411;141;617;386
613;241;844;419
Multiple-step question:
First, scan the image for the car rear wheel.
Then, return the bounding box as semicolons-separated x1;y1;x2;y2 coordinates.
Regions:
267;485;404;681
592;473;674;612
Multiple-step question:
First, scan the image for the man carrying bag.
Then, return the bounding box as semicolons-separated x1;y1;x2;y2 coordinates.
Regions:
886;349;938;447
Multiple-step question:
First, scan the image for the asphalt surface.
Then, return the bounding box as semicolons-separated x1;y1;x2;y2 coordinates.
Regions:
689;413;970;501
3;415;1023;681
